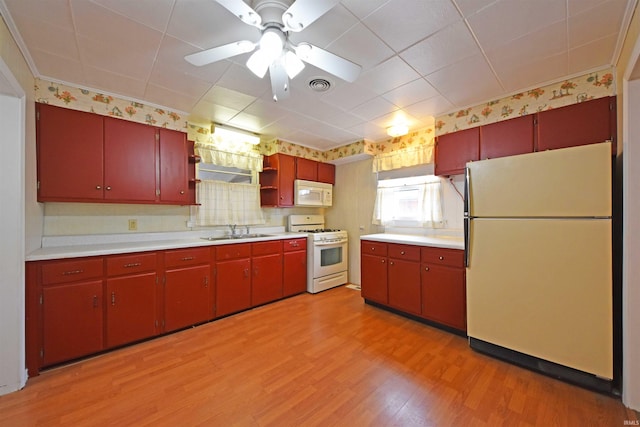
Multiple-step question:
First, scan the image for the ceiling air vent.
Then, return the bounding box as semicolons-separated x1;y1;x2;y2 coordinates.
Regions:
308;78;331;93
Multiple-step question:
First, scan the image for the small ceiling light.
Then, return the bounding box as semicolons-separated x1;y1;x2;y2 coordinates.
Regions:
283;51;305;78
212;124;261;145
387;124;409;137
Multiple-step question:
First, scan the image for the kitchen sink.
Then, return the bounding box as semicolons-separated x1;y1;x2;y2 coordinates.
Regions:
201;233;272;241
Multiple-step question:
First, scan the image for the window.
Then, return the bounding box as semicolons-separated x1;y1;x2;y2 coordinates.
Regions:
372;175;443;228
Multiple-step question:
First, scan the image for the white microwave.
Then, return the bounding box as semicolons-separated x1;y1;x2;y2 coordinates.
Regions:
294;179;333;207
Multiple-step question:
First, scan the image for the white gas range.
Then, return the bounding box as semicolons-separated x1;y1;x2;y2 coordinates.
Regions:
288;215;348;294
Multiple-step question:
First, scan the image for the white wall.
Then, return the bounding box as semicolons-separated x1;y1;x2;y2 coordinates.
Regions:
0;89;26;394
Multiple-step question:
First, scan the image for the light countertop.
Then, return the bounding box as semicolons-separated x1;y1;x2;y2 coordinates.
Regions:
360;233;464;250
26;231;308;261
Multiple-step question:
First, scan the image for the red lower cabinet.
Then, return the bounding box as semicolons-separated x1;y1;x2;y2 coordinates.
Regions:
388;258;421;315
42;281;104;366
252;253;283;306
216;258;251;317
106;273;157;347
164;265;211;332
421;265;466;331
283;240;307;297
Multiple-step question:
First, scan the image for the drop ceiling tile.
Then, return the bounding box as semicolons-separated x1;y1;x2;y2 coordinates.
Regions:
4;0;72;26
145;83;198;112
216;63;271;98
350;96;399;121
347;121;387;142
71;0;163;47
241;99;291;125
568;0;627;48
201;86;257;111
356;56;421;96
320;80;378;110
341;0;391;20
568;34;618;74
148;66;212;98
280;131;338;150
486;20;568;74
400;20;480;76
493;52;568;93
90;0;175;32
403;95;455;120
167;0;260;49
326;23;395;70
30;50;86;86
8;12;79;61
362;0;461;52
467;0;566;50
568;0;615;16
190;99;240;124
454;0;500;18
425;54;503;107
288;4;360;49
83;65;147;100
76;34;155;80
228;111;278;133
381;78;440;108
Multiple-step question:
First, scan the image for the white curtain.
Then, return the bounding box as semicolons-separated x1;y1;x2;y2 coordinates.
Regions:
372;144;433;173
372;177;443;228
195;142;263;171
196;180;265;226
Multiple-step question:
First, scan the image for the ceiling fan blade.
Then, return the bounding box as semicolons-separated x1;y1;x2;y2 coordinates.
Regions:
185;41;255;66
214;0;262;27
294;43;361;82
282;0;340;32
269;58;290;102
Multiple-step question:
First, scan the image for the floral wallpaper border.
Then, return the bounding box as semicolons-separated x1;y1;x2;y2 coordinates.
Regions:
434;68;615;135
35;67;616;165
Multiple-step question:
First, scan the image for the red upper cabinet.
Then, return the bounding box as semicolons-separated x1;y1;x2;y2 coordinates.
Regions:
260;153;295;207
317;162;335;184
296;157;318;181
159;128;190;204
479;115;535;160
103;117;157;202
36;103;104;201
435;127;480;176
537;96;616;151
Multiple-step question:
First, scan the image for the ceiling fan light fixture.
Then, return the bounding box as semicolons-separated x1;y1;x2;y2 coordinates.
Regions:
246;49;270;78
295;43;312;60
284;50;305;78
387;124;409;138
260;28;284;61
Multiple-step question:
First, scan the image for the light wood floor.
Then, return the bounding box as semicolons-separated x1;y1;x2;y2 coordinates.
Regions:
0;286;636;426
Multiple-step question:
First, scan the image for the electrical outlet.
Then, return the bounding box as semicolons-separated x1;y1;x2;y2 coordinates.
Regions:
128;219;138;231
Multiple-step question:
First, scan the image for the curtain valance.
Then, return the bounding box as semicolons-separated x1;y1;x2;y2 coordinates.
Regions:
195;142;263;172
372;144;434;173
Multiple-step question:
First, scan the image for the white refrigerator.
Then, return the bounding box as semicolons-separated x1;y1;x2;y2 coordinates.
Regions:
464;141;614;391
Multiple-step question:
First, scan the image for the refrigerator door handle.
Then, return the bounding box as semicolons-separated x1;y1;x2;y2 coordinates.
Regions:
464;217;470;267
464;166;470;216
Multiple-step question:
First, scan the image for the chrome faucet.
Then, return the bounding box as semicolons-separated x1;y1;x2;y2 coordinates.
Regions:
245;225;250;235
229;224;237;236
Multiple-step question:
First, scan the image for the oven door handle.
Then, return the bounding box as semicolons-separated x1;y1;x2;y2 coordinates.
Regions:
314;240;347;246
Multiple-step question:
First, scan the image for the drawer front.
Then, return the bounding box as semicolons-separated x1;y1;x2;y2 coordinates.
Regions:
252;240;282;256
42;258;103;285
283;238;307;252
361;241;387;256
165;247;211;268
421;247;464;268
388;243;420;261
216;243;252;261
106;252;157;276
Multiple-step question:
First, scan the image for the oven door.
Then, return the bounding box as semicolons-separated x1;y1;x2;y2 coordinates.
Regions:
313;240;348;278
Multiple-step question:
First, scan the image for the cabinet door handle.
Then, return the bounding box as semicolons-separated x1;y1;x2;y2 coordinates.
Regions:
371;247;375;251
381;259;386;263
439;256;444;260
62;269;83;276
400;251;405;255
105;186;112;191
244;268;249;278
180;190;185;195
96;185;102;190
204;276;208;288
111;292;116;306
181;256;194;261
123;262;142;268
390;261;394;266
424;267;430;271
93;295;99;308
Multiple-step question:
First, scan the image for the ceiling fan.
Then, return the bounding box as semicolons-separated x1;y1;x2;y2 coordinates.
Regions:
185;0;362;101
